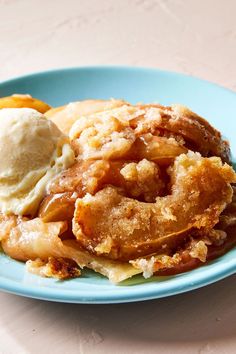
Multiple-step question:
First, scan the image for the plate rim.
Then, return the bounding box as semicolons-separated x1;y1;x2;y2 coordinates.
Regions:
0;65;236;97
0;65;236;304
1;254;236;304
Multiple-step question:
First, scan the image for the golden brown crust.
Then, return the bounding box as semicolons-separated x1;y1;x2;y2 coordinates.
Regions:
72;153;235;261
41;102;235;266
133;189;236;277
0;99;235;282
27;257;81;280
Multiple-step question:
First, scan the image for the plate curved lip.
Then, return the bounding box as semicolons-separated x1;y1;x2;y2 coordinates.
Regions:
1;255;236;304
0;66;236;304
0;65;236;97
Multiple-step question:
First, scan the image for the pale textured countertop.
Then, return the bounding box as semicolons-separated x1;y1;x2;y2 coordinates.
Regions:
1;1;236;353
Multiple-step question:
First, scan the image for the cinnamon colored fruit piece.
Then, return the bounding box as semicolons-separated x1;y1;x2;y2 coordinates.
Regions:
154;190;236;276
39;158;167;221
134;104;231;163
72;153;236;261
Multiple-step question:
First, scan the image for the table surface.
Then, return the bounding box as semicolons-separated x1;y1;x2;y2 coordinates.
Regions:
1;0;236;353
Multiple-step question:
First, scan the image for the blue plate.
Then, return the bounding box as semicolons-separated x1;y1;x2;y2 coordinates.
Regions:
0;66;235;304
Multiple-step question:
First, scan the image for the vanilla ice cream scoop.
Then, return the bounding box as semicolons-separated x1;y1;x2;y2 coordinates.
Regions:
0;108;75;215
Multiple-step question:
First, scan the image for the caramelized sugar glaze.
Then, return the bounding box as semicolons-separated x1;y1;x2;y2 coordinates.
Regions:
1;98;235;281
38;103;236;276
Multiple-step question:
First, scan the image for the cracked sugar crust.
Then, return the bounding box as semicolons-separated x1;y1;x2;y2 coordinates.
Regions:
72;152;235;261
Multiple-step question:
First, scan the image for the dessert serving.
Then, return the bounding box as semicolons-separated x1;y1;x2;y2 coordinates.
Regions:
0;94;235;283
